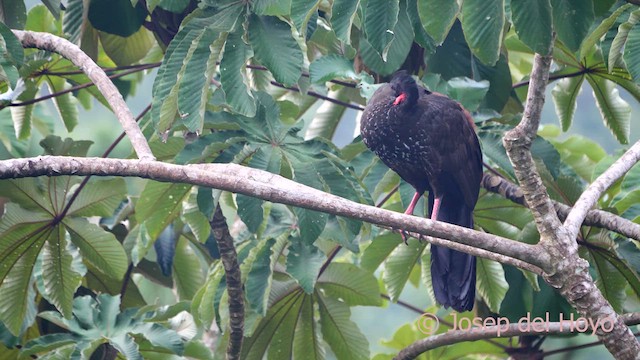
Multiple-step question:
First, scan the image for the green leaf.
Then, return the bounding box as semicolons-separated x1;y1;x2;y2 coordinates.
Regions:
359;0;413;75
360;233;402;272
39;135;93;157
88;0;146;37
551;0;595;53
248;14;303;86
446;77;490;111
157;0;191;13
551;75;584;131
25;295;185;358
177;30;227;132
241;290;305;360
589;248;627;313
579;3;633;58
317;295;369;360
65;218;128;280
220;30;256;117
461;0;504;65
476;257;508;313
317;262;381;306
0;0;27;29
293;295;324;360
383;241;426;302
363;0;399;61
586;75;630;144
135;181;192;240
245;238;277;315
309;54;356;84
66;178;126;217
609;9;640;73
99;27;155;66
286;238;326;293
252;0;291;16
0;221;42;335
191;265;224;328
173;238;205;300
623;22;640;83
40;230;85;319
417;0;459;44
331;0;360;44
291;0;320;34
0;21;24;71
236;194;264;234
510;0;552;54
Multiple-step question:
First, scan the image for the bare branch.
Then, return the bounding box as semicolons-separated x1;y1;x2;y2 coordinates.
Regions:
0;156;548;271
503;51;640;359
211;207;244;359
12;30;155;161
395;312;640;360
482;173;640;241
564;143;640;241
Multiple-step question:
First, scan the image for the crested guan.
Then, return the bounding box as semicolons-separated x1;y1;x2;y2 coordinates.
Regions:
360;71;483;312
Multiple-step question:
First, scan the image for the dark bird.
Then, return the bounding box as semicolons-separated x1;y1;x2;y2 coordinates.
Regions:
360;71;482;312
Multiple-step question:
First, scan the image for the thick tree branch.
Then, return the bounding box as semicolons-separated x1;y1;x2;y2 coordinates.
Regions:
12;30;155;161
394;313;640;360
0;156;548;271
211;207;244;360
482;173;640;240
503;52;640;359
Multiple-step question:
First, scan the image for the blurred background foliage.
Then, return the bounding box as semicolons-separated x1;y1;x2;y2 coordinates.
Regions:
1;0;640;359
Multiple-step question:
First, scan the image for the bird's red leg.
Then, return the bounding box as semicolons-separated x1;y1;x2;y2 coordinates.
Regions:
430;197;441;221
400;192;422;244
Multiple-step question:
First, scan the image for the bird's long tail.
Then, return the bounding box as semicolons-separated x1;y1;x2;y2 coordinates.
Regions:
429;192;476;312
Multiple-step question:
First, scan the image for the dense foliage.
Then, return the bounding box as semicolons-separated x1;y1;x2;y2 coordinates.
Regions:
1;0;640;358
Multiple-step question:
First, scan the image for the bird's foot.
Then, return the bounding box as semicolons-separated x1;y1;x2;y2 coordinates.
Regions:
400;230;410;245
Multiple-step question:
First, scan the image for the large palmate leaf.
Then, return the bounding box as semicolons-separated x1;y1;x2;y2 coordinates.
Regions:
0;176;128;333
21;295;187;359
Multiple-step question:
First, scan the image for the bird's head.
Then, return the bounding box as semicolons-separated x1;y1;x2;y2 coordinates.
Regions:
390;71;419;108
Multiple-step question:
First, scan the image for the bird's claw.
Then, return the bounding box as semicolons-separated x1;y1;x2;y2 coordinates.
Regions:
400;230;409;245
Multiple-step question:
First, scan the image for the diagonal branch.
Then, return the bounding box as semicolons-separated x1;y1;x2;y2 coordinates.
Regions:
564;142;640;241
502;51;640;359
12;30;155;161
395;312;640;360
482;173;640;241
0;156;548;271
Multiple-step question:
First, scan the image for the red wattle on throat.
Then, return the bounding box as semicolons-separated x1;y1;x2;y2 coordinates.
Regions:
393;93;407;105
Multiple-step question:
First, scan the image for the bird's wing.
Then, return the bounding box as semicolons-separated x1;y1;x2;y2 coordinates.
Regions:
418;94;483;208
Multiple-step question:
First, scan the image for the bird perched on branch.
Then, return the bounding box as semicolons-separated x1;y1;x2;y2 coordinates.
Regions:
360;71;483;312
